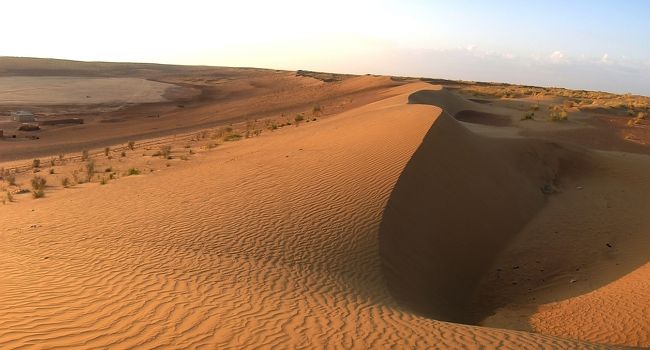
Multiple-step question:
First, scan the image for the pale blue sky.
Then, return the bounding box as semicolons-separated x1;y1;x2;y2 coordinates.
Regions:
2;0;649;94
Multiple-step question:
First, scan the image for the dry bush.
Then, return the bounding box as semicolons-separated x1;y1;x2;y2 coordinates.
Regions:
160;145;172;159
85;160;95;182
81;149;89;161
128;141;135;150
627;111;648;126
31;175;46;198
549;105;569;122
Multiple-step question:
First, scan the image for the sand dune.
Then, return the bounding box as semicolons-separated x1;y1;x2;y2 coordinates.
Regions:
0;83;609;348
380;88;585;322
381;87;649;347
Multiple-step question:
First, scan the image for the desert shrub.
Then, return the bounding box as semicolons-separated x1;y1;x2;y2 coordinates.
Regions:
32;159;41;168
58;154;65;161
224;133;242;141
627;111;648;126
81;149;89;161
128;141;135;150
100;177;107;185
6;191;14;202
61;177;70;188
312;104;322;118
31;175;46;190
295;114;305;125
6;173;16;186
531;104;540;111
105;167;112;172
104;147;110;156
85;160;95;182
121;151;127;157
72;170;82;184
160;145;172;159
126;168;140;176
49;168;55;175
31;175;46;198
549;105;569;122
521;112;535;121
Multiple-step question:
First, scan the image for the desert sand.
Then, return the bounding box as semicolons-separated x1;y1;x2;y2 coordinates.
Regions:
1;58;648;349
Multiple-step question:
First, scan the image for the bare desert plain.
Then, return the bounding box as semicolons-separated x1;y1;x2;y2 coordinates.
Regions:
0;57;649;349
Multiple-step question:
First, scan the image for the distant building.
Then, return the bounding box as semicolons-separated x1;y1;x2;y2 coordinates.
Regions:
12;111;36;123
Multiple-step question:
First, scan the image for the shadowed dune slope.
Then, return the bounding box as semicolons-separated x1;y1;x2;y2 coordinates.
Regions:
379;89;587;323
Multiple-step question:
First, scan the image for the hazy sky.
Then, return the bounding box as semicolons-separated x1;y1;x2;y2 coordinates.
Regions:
3;0;649;95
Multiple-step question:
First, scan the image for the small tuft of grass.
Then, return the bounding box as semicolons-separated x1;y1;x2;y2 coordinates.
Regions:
61;177;70;188
126;168;140;176
32;159;41;168
81;149;89;161
104;147;110;156
128;141;135;150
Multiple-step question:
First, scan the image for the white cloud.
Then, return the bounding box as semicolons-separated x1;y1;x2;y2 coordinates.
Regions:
601;53;610;64
549;51;566;63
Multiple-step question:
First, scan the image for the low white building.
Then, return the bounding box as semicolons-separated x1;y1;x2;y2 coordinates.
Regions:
12;111;36;123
